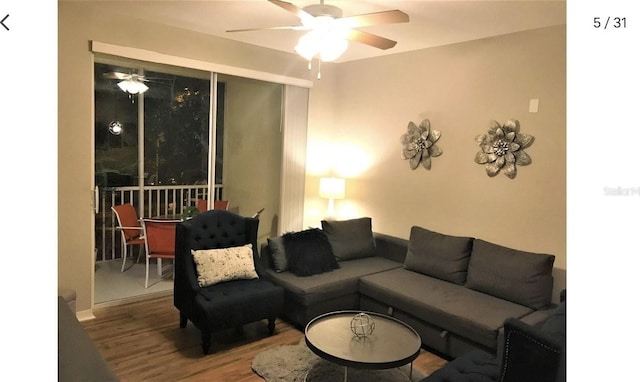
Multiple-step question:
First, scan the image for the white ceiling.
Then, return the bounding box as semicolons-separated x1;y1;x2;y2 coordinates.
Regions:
80;0;566;63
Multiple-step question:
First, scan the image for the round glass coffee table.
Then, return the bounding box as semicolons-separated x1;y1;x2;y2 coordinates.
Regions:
305;310;422;381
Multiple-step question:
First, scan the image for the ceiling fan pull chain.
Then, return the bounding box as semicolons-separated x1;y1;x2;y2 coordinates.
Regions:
317;58;322;80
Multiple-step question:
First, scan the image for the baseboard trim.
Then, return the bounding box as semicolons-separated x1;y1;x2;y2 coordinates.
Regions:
93;289;173;311
76;309;97;322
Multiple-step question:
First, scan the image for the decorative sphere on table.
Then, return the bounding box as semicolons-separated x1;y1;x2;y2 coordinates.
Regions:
350;312;375;338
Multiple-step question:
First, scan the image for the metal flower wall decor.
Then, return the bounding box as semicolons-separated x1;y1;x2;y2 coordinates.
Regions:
401;119;442;170
474;119;534;179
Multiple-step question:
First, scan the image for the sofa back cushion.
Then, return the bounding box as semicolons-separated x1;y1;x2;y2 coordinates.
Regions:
466;239;555;309
403;226;474;285
321;217;376;261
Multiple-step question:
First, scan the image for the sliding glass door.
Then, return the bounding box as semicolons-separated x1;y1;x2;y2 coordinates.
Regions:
218;74;283;241
94;60;213;261
143;68;212;188
93;57;286;303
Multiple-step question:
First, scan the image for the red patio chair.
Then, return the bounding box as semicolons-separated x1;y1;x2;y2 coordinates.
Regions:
214;200;230;210
111;203;145;272
197;199;230;212
141;218;181;288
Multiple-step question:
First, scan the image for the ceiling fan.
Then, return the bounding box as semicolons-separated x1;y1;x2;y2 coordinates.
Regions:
102;71;150;94
227;0;409;62
102;71;147;81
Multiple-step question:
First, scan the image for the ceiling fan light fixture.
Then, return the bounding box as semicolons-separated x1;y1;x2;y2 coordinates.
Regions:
117;78;149;94
295;26;350;62
295;32;321;61
227;0;409;74
319;37;348;62
227;1;409;72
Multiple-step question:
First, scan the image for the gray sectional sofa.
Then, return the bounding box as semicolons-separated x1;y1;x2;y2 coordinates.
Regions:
420;292;566;382
260;218;558;359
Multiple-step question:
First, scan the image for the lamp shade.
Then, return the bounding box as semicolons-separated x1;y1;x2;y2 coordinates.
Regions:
319;177;345;199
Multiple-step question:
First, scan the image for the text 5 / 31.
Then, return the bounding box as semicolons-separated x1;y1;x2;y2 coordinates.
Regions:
594;17;627;29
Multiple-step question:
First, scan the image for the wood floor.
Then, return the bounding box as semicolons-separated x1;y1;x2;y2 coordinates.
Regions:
82;295;448;381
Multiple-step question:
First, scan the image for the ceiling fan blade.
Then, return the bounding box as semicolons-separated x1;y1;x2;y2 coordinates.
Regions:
102;72;129;80
268;0;315;25
339;10;409;29
226;25;308;33
347;30;397;50
128;73;147;81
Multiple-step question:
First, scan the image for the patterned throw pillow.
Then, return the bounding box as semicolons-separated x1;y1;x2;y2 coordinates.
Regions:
191;244;259;287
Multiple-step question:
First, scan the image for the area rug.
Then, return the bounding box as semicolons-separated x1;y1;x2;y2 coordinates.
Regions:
251;338;425;382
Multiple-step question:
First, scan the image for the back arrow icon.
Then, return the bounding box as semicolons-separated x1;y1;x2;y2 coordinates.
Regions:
1;14;9;31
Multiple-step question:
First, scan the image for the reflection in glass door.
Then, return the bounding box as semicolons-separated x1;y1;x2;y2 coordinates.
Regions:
94;61;212;303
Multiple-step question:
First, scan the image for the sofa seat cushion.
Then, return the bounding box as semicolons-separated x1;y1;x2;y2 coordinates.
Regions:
197;278;284;330
359;268;533;349
265;257;401;307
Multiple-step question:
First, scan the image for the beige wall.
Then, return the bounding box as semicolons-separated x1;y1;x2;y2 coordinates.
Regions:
304;26;567;300
59;0;566;313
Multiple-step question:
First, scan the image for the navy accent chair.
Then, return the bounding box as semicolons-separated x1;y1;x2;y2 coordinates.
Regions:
174;210;284;354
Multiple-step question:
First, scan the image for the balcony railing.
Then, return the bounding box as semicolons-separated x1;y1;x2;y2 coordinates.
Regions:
95;184;223;262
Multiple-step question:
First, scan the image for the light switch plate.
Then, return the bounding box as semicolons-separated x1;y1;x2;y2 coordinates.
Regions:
529;98;539;113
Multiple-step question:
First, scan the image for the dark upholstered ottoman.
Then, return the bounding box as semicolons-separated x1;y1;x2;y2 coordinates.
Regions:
421;350;499;382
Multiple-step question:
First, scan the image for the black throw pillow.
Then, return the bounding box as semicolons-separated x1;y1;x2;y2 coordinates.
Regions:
282;228;340;277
